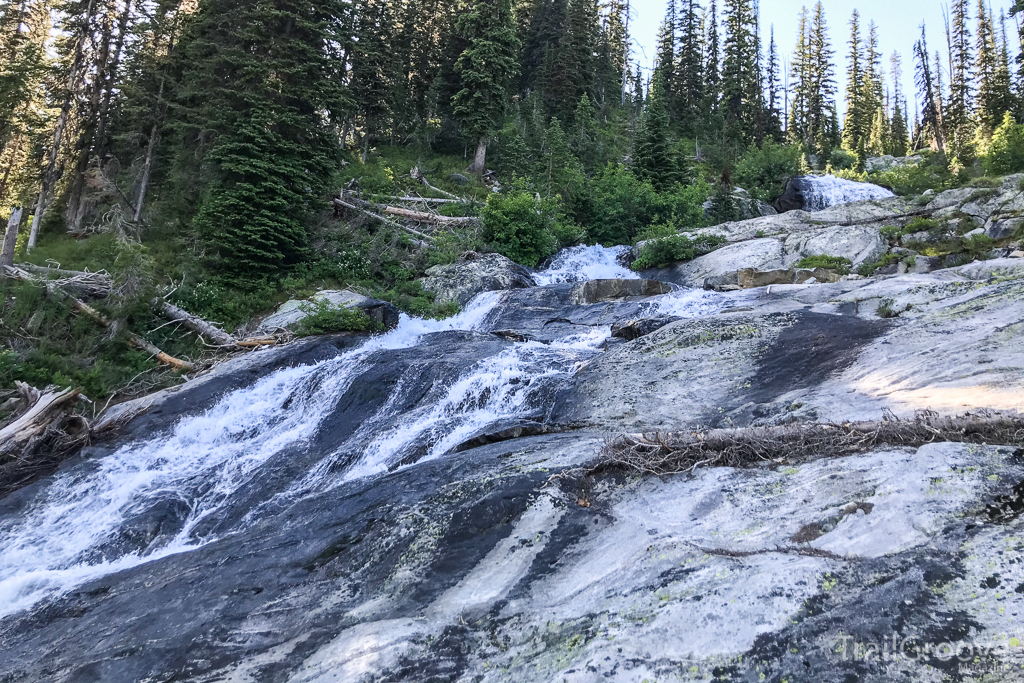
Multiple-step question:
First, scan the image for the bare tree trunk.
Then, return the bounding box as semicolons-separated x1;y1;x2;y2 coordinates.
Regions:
467;136;487;174
1;207;23;270
152;299;237;347
133;121;158;221
0;383;82;460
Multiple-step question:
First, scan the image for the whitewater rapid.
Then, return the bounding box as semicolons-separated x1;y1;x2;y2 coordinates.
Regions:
0;245;727;620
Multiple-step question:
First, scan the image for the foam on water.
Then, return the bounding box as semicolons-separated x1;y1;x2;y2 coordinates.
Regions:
533;244;639;285
0;293;502;620
800;175;894;211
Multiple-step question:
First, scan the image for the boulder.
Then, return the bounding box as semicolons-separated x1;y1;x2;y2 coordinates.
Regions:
986;216;1024;239
783;225;889;266
610;316;682;341
775;175;894;213
703;186;778;220
863;154;923;173
420;252;535;306
570;278;672;304
654;238;786;288
794;267;843;284
257;290;400;333
737;268;793;288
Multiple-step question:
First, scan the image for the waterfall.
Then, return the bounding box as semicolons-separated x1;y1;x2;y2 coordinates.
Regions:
798;175;894;211
0;246;729;620
532;244;638;285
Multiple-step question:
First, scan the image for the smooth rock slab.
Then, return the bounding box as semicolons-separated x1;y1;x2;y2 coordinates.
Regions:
784;224;889;266
569;278;671;304
257;290;400;333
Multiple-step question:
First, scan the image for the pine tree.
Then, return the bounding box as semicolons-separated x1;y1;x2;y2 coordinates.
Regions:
633;74;680;190
653;0;677;120
994;11;1016;122
676;0;704;132
541;0;599;122
703;0;720;112
572;94;599;170
888;51;910;156
720;0;758;138
453;0;520;173
946;0;973;160
787;6;809;148
841;10;867;164
763;25;782;138
974;0;999;136
350;0;400;159
175;0;345;275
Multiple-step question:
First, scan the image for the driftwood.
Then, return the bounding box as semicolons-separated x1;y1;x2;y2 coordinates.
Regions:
339;194;479;227
8;263;113;298
372;194;464;205
333;198;436;244
0;382;91;497
593;412;1024;477
0;383;83;459
152;299;237;347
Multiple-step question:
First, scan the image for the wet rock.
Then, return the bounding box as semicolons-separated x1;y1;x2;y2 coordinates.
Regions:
569;278;671;304
258;290;400;333
653;238;785;288
420;252;535;306
784;224;889;266
610;316;682;341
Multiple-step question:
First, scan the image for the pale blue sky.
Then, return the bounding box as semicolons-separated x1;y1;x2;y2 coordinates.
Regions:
629;0;1018;119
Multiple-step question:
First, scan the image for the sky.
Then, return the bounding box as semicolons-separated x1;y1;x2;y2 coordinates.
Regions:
630;0;1019;119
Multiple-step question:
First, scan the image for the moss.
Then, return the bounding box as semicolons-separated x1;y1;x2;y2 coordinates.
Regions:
794;255;851;274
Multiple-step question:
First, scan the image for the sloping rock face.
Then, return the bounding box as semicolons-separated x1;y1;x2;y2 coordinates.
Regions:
258;289;400;332
2;256;1023;683
775;175;895;212
420;252;536;305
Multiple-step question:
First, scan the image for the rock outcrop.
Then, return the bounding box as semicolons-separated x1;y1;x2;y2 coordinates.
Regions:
420;251;535;305
258;289;400;333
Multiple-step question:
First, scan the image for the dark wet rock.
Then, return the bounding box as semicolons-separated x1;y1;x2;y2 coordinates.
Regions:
420;252;535;306
610;316;682;341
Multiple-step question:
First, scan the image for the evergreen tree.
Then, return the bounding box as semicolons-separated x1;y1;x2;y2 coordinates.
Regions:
842;10;867;164
974;0;999;137
888;52;910;156
633;75;680;190
572;94;599;170
764;25;782;138
541;0;599;122
350;0;400;159
453;0;520;173
652;0;677;119
703;0;721;112
787;6;809;148
676;0;704;132
946;0;973;160
720;0;758;138
790;2;836;157
175;0;345;275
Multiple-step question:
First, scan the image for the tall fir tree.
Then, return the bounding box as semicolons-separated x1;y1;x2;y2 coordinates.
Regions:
453;0;520;173
676;0;704;132
652;2;677;120
633;74;680;190
913;25;944;151
764;25;782;138
703;0;720;113
888;51;910;156
842;10;867;164
720;0;758;139
946;0;974;160
973;0;999;137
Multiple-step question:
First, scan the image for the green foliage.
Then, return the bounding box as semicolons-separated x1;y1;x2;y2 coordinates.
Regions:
452;0;520;141
480;187;560;267
794;254;851;274
868;158;954;195
375;279;459;320
828;148;858;171
631;233;727;270
292;300;382;337
733;139;803;201
856;252;905;276
984;112;1024;175
875;297;909;318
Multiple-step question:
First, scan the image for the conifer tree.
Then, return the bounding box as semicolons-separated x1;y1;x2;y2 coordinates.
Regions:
453;0;520;173
676;0;704;132
652;7;677;119
541;0;599;122
888;51;910;156
946;0;973;160
720;0;758;138
787;6;809;148
842;10;867;164
350;0;400;159
703;0;721;112
807;2;837;157
175;0;345;275
764;25;782;138
633;74;680;190
974;0;999;137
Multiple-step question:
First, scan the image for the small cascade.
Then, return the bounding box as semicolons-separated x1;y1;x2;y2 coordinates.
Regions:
797;175;894;211
532;244;638;285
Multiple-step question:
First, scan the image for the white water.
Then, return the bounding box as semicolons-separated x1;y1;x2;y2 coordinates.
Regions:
0;246;729;620
532;244;638;285
0;294;501;620
800;175;894;211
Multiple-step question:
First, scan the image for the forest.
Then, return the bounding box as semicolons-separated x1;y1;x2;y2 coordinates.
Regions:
1;0;1024;403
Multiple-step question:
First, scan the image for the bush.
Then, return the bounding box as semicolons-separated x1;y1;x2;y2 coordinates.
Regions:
829;148;858;171
586;164;665;245
292;300;383;336
733;138;803;201
631;233;727;271
984;112;1024;175
868;154;953;196
480;188;560;267
794;255;852;274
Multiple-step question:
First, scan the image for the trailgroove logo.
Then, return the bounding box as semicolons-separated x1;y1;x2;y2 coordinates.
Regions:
835;634;1023;663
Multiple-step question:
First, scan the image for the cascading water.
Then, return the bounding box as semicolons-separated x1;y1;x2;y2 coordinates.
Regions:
0;245;729;621
532;244;638;285
797;175;894;211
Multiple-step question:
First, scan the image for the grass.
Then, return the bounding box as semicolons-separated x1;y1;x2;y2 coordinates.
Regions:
794;255;852;274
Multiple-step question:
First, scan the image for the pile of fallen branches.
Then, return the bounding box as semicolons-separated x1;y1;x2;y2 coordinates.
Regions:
593;411;1024;477
0;382;91;497
4;263;113;299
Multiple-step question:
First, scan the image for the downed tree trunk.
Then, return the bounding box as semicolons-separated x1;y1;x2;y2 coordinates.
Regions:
333;198;435;244
152;299;237;347
411;167;459;199
3;266;194;371
0;382;91;497
9;263;113;298
370;194;465;205
594;412;1024;477
340;195;479;227
0;382;82;459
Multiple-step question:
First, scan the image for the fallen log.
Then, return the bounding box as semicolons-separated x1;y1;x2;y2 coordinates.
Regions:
593;412;1024;477
333;198;436;243
411;167;459;199
8;263;113;298
0;382;82;459
152;299;237;347
340;195;479;227
369;194;465;205
3;267;194;371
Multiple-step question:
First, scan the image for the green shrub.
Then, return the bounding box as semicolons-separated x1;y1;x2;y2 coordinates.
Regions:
961;233;994;259
868;156;953;196
856;252;905;277
293;300;383;336
984;112;1024;175
375;279;459;320
829;148;858;171
631;233;727;271
480;188;560;266
876;298;910;318
794;255;852;274
733;138;803;201
904;217;939;233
